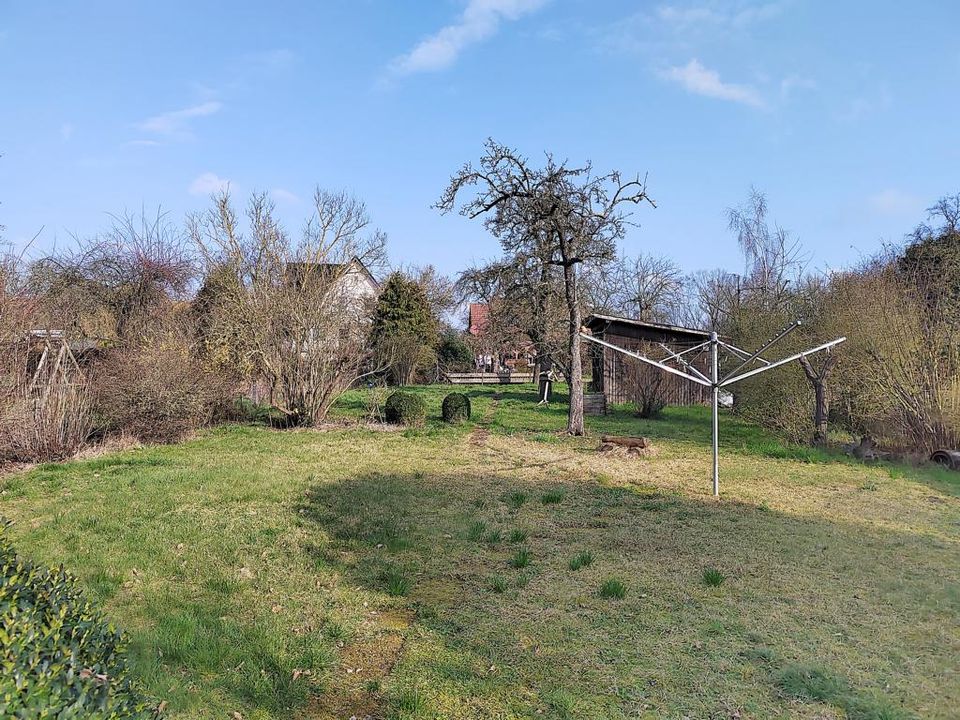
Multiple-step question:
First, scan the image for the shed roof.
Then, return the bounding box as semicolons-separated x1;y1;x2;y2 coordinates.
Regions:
584;313;711;342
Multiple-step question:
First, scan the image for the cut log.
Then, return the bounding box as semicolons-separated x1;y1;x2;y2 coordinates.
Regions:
600;434;651;449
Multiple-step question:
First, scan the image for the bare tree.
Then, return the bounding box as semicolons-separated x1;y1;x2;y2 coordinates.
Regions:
798;350;839;447
190;189;386;425
687;268;738;330
727;188;807;312
399;264;457;321
438;139;654;435
587;252;684;321
32;209;195;343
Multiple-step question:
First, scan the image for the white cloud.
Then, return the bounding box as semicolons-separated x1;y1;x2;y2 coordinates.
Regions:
189;172;231;197
655;5;722;28
838;84;893;124
661;59;765;108
656;1;786;30
601;2;788;56
389;0;549;76
270;188;300;204
59;123;74;141
139;101;222;137
867;189;923;216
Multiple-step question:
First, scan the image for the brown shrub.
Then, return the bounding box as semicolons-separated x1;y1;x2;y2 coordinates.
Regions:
0;370;92;463
92;342;231;444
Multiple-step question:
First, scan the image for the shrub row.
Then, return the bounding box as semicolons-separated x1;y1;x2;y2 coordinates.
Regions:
384;391;471;426
0;519;159;718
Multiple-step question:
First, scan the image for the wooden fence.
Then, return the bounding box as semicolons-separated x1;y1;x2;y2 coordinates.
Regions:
445;371;534;385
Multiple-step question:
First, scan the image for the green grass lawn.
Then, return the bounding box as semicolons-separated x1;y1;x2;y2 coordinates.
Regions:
2;384;958;719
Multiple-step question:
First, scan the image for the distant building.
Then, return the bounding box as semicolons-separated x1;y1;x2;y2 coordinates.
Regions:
468;303;490;336
285;257;380;309
462;302;532;374
584;313;712;406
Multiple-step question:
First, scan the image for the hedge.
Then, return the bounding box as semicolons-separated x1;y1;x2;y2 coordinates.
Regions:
441;393;471;423
384;391;426;426
0;519;159;718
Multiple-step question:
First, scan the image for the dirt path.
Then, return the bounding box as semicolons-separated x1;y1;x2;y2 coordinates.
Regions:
308;608;414;720
311;391;501;717
469;391;502;446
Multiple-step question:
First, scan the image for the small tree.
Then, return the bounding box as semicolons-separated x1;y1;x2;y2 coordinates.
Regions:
798;350;839;447
438;140;654;435
191;188;386;425
436;328;473;371
369;272;439;385
457;255;566;377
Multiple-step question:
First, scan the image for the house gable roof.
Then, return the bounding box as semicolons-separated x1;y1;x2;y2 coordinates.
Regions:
285;257;380;292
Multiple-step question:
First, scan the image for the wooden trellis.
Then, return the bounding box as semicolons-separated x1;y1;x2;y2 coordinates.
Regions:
27;330;83;402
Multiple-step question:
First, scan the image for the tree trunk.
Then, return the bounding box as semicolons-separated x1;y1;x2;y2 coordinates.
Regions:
799;353;837;448
564;262;584;435
811;382;828;446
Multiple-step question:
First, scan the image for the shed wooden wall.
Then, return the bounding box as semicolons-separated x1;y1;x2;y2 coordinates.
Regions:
591;333;711;406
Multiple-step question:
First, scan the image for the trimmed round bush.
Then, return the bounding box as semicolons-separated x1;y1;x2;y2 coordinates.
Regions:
384;391;426;426
441;392;471;423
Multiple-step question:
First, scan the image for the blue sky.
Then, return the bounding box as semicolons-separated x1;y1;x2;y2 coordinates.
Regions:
2;1;958;278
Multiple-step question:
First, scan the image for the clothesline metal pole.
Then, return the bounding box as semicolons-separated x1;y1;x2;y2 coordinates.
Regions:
580;325;846;498
711;331;720;496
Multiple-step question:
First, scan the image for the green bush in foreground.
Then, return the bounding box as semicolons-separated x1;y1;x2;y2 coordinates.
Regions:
441;392;472;423
384;391;426;426
0;519;158;719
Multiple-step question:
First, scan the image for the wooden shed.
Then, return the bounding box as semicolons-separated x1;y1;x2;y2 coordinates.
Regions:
584;314;712;406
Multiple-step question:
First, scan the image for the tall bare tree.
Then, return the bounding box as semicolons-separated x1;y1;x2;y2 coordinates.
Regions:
727;188;807;313
438;140;654;435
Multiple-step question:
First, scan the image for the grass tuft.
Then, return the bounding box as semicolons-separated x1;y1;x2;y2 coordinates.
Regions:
599;578;627;599
484;529;502;544
382;568;411;597
395;688;426;713
541;489;566;505
509;528;528;543
509;548;532;569
702;567;726;587
568;551;593;571
506;491;527;509
515;571;534;589
489;575;508;594
466;520;487;541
